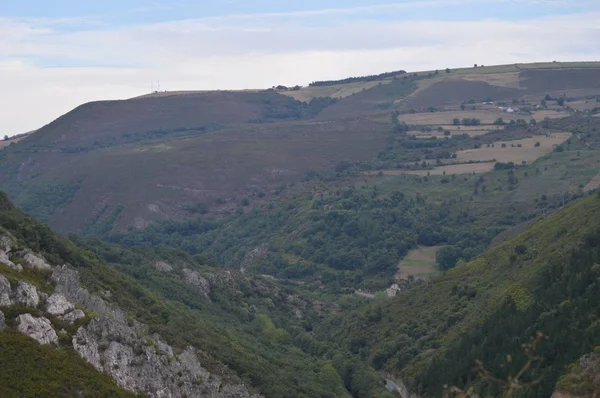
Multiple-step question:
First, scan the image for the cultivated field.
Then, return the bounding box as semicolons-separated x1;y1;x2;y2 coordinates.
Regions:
281;80;393;102
455;133;571;163
584;170;600;191
398;163;495;175
568;100;600;111
532;110;569;120
396;246;442;280
397;110;531;125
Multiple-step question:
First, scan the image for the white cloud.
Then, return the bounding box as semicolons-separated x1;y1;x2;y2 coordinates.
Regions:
1;10;599;136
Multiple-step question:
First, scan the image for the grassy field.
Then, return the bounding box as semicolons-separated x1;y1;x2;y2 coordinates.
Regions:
397;110;534;125
455;133;571;163
396;246;442;280
281;80;393;102
400;162;495;175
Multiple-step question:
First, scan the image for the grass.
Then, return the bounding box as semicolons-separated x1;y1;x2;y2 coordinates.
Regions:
396;246;442;280
281;80;393;102
0;331;137;398
455;133;571;163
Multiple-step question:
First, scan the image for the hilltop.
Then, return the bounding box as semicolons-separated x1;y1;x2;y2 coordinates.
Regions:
0;62;599;234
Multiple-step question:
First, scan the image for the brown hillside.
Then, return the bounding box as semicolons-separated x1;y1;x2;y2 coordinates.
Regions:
1;63;600;233
31;90;295;146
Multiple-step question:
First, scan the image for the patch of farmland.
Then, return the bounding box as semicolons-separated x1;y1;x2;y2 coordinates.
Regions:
458;72;521;88
281;80;393;102
412;130;489;139
397;110;531;125
532;110;569;120
455;133;571;164
568;100;600;111
396;246;442;280
584;170;600;192
367;162;495;176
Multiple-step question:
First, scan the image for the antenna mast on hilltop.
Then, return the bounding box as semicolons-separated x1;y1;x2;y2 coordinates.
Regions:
150;80;162;94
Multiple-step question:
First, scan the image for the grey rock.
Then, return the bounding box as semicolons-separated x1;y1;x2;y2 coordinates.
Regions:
45;293;75;316
0;310;5;329
52;265;127;323
23;252;51;270
74;316;261;398
182;269;211;299
60;309;85;324
17;313;58;345
0;274;12;306
0;234;13;252
13;280;39;307
154;261;173;273
0;250;22;272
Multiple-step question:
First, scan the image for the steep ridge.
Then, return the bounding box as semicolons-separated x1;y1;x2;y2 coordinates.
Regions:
0;192;357;397
0;192;260;397
314;193;600;397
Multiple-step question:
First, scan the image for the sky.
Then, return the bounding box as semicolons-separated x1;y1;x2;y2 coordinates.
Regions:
1;0;599;136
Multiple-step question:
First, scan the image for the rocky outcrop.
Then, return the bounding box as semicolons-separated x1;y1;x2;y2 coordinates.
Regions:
1;253;261;397
0;250;22;271
13;280;40;307
154;261;173;273
22;252;51;270
0;274;11;306
44;292;85;324
45;293;75;316
0;310;5;329
182;269;211;299
74;315;261;398
61;309;85;324
0;233;22;272
52;265;127;323
16;314;58;345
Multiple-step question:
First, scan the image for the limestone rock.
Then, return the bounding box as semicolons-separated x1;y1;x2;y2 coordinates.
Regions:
154;261;173;273
74;316;261;398
23;252;51;270
17;314;58;345
60;309;85;324
52;265;127;323
45;293;75;316
0;250;22;272
182;269;211;299
0;234;13;252
0;274;12;306
13;280;40;307
0;310;5;329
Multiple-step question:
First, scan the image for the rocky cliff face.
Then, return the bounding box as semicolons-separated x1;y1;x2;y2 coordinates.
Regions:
0;231;262;398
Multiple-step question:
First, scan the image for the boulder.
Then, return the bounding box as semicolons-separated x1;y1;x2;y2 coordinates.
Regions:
0;274;12;306
45;293;75;316
23;252;51;270
0;250;22;272
182;269;210;299
16;314;58;345
154;261;173;273
13;280;39;307
60;309;85;324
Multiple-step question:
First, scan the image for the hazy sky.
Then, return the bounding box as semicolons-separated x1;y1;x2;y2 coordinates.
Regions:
1;0;599;136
